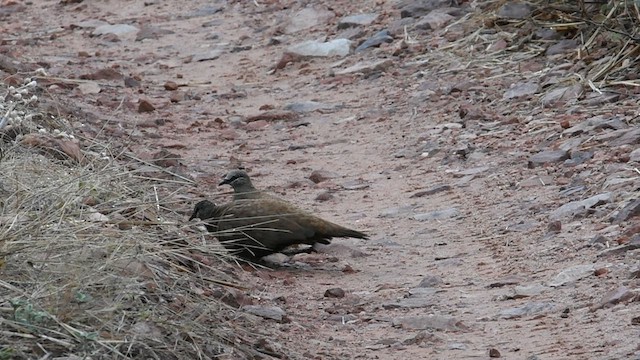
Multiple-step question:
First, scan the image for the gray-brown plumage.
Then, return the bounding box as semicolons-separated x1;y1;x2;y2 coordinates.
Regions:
189;198;368;259
219;169;276;201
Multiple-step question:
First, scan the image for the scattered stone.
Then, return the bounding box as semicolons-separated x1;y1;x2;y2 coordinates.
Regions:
324;288;346;298
610;127;640;146
562;115;626;136
598;234;640;257
315;191;334;202
488;275;524;288
93;24;139;37
192;49;224;62
379;205;414;218
338;13;379;29
241;305;286;322
287;39;351;57
124;76;140;88
591;286;637;311
547;220;561;233
415;11;454;30
497;2;533;19
410;184;451;198
548;264;596;287
284;8;334;34
613;199;640;223
503;81;539;100
413;207;459;221
135;25;174;41
336;59;393;75
164;81;179;91
392;315;466;331
489;348;502;358
384;288;438;309
417;275;443;287
451;166;490;177
78;81;101;95
527;150;569;168
564;150;593;166
80;68;123;80
541;84;582;106
402;331;443;345
519;176;554;187
246;111;299;123
355;30;393;52
309;170;337;184
549;192;612;220
498;302;555;319
341;179;369;190
400;0;451;18
88;211;109;222
138;99;156;113
546;39;579;56
284;101;340;113
512;284;546;298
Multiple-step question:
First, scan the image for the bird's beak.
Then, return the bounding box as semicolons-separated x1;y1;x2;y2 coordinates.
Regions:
219;178;229;186
188;213;198;221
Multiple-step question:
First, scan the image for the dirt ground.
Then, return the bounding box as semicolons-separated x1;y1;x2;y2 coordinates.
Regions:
3;0;640;358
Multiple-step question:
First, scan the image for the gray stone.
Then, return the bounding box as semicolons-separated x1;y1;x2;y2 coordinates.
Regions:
336;59;393;75
413;207;459;221
549;192;612;220
541;84;582;106
610;127;640;146
379;205;415;218
548;264;596;287
598;234;640;257
400;0;451;18
513;284;546;298
417;275;443;287
193;49;224;62
410;184;451;198
415;11;454;30
338;13;379;29
284;8;334;34
630;148;640;162
527;150;569;168
503;81;540;99
93;24;139;36
284;101;340;113
287;39;351;57
355;30;393;52
392;315;465;331
592;286;637;310
497;2;533;19
546;39;579;56
242;305;286;321
498;302;555;319
613;199;640;223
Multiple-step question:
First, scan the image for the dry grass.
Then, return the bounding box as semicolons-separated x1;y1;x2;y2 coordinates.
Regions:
0;80;264;359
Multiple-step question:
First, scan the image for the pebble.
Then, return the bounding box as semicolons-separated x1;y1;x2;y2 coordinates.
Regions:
338;13;379;29
241;305;287;322
413;207;459;221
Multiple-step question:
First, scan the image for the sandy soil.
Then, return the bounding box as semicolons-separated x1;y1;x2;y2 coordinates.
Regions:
4;0;640;358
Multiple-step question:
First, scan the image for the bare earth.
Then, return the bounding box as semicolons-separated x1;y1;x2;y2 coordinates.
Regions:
4;0;640;358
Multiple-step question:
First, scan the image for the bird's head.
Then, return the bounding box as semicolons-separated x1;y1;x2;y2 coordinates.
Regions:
219;169;254;191
189;200;217;221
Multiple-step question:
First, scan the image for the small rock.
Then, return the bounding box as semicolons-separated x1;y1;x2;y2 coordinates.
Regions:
400;0;451;18
488;275;524;288
513;284;546;298
547;220;561;233
592;286;637;311
548;264;597;287
355;30;393;52
498;302;555;319
503;81;539;100
241;305;286;322
124;76;140;88
138;99;156;113
285;101;339;113
93;24;139;36
546;39;579;56
341;179;369;190
415;11;454;30
338;13;379;29
88;211;109;222
309;170;337;183
336;59;393;76
613;199;640;223
497;2;533;19
527;150;569;168
629;148;640;163
410;184;451;198
287;39;351;57
610;128;640;146
417;275;443;287
392;315;466;331
78;81;101;95
413;207;459;221
192;49;223;62
379;206;415;218
324;288;346;298
549;192;612;220
489;348;501;358
164;81;179;90
315;191;333;202
542;84;582;106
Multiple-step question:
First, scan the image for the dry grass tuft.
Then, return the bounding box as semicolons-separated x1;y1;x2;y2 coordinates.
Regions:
0;79;262;359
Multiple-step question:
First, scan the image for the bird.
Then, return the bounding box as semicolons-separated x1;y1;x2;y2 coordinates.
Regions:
189;198;368;259
219;169;276;201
